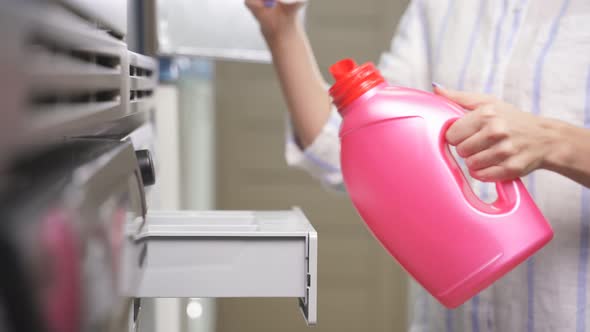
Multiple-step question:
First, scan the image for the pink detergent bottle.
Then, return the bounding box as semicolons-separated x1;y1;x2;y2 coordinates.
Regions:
329;59;553;308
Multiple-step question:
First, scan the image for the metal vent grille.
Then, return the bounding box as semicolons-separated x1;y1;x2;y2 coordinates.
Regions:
127;51;158;114
28;34;121;69
26;32;122;112
129;65;154;78
0;1;129;162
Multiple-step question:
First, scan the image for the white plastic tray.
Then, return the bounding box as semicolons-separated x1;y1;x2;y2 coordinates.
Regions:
128;208;318;325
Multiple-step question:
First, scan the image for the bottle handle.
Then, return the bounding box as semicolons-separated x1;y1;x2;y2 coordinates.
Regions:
441;118;520;215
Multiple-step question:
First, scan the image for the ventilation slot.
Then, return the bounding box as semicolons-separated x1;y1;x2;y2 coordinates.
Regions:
130;65;153;78
30;89;120;108
53;2;125;41
130;90;154;101
28;35;121;70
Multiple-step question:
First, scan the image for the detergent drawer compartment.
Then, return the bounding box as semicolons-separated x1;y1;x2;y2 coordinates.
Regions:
131;207;317;325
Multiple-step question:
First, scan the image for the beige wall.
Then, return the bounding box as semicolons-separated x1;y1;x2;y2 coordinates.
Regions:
215;1;410;331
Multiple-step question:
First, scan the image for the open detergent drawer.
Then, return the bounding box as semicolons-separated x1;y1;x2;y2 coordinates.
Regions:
128;207;317;325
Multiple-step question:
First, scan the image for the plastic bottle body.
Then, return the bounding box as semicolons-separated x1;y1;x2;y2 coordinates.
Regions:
338;84;553;307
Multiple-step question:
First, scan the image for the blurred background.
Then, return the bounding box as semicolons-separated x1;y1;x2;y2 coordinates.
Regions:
214;0;406;332
212;2;410;332
0;0;410;331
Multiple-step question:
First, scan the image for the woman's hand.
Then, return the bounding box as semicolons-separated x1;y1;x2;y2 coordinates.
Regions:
434;85;563;182
245;0;304;41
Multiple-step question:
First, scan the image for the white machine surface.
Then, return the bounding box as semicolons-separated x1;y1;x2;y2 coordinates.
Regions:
154;0;307;63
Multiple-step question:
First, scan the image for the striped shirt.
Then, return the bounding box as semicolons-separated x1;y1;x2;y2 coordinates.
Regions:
285;1;590;331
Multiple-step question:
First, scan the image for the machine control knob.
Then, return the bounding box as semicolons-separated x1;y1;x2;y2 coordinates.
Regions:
135;150;156;187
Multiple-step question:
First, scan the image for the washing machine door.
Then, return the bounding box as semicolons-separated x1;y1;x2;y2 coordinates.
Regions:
0;139;147;332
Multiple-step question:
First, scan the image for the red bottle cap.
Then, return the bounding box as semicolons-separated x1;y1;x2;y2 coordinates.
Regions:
329;59;385;111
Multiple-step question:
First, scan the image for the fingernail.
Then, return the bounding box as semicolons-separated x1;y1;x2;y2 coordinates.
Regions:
264;0;276;7
432;82;446;90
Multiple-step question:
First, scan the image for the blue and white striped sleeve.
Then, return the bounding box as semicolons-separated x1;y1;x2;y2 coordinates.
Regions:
285;105;346;192
378;0;432;90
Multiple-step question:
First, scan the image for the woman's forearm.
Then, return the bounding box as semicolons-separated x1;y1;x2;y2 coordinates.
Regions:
265;21;331;148
542;119;590;188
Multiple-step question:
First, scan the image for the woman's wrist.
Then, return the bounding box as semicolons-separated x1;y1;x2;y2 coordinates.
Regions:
262;17;301;46
538;118;590;187
539;118;575;173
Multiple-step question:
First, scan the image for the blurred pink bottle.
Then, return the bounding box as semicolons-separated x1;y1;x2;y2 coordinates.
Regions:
329;58;553;308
